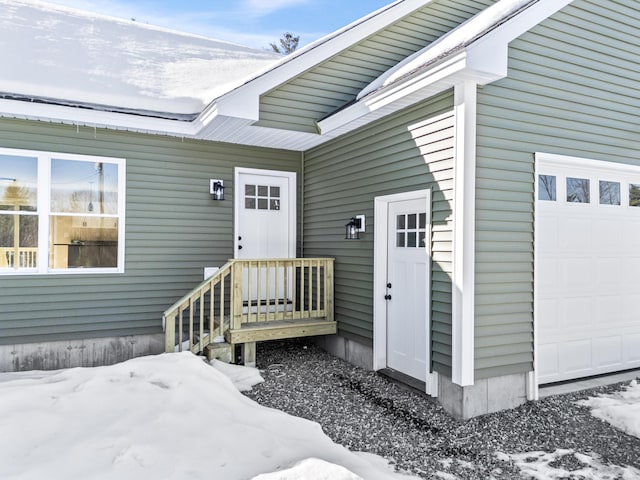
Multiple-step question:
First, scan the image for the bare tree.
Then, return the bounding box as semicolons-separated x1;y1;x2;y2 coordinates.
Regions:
270;33;300;55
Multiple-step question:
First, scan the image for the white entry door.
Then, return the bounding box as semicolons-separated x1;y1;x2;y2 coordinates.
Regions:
234;168;296;302
385;197;430;381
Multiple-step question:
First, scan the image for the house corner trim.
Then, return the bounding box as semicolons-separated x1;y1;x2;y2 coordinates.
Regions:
452;81;477;386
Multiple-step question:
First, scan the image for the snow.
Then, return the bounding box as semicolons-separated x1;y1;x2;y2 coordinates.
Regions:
497;449;640;480
0;352;417;480
577;380;640;438
357;0;533;100
0;0;281;115
497;381;640;480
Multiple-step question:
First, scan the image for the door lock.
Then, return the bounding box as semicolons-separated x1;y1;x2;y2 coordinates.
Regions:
384;294;392;300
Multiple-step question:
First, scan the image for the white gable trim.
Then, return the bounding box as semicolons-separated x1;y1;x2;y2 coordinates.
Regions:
203;0;432;123
318;0;574;137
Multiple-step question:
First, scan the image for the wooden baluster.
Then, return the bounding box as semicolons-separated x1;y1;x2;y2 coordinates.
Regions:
178;306;184;352
164;312;176;353
199;290;205;351
189;297;194;352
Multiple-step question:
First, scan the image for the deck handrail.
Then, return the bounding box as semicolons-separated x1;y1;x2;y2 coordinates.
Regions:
163;258;334;355
0;247;38;268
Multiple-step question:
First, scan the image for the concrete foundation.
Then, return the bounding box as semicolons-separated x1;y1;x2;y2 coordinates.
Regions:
315;334;528;419
0;334;165;372
314;334;373;370
438;372;528;419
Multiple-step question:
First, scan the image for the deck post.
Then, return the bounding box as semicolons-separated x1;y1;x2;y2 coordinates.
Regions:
242;342;256;367
164;313;176;353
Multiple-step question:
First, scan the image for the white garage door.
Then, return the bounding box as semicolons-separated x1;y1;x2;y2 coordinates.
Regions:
536;153;640;384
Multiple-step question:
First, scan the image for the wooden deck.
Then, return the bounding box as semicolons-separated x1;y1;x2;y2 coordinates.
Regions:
163;258;335;365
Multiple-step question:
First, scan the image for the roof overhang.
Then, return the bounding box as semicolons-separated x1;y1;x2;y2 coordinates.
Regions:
0;0;574;152
316;0;574;139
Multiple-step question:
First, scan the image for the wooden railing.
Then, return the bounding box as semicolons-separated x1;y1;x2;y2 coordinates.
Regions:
163;258;335;359
0;248;38;268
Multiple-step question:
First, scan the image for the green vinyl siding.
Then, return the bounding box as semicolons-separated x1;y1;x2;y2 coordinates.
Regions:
474;0;640;379
303;91;454;374
0;118;301;345
257;0;495;133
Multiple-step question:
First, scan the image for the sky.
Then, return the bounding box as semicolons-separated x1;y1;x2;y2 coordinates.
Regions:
45;0;396;50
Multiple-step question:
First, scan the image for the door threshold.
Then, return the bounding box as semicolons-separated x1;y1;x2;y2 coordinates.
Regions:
378;368;428;396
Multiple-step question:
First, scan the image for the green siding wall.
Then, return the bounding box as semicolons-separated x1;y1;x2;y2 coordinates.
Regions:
0;118;301;345
303;92;454;375
474;0;640;379
257;0;495;133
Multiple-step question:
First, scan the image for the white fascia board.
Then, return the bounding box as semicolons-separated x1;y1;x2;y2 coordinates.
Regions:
0;98;201;137
318;50;502;135
319;0;575;137
203;0;432;123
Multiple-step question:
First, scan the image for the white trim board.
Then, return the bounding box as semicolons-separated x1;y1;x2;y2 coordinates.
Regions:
451;82;476;387
373;189;437;396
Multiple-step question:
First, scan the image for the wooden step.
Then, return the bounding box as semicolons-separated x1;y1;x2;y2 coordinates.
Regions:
227;318;337;344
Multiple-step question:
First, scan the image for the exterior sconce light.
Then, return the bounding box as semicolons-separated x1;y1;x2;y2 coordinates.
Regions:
345;214;365;240
210;179;224;201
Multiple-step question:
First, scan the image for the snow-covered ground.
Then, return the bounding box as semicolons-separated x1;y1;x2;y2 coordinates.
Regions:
0;352;638;479
0;353;416;480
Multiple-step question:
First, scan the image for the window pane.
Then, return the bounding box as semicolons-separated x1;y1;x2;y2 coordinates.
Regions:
0;214;38;268
419;232;426;248
396;215;405;230
407;214;417;229
245;197;256;209
0;155;38;212
270;199;280;210
407;232;417;248
599;181;620;205
257;198;268;210
396;232;405;248
419;213;426;229
257;185;268;197
51;159;118;214
630;184;640;207
245;184;256;196
538;175;556;201
270;186;280;198
50;216;118;268
566;177;590;203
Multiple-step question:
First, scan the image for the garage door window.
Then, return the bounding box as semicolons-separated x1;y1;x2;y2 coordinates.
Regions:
566;177;590;203
538;175;556;201
630;184;640;207
599;180;620;205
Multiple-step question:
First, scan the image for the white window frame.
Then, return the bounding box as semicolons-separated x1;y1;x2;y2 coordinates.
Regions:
0;147;126;275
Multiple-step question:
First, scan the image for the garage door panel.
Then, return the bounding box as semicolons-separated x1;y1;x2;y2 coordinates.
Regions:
624;334;640;363
561;339;592;376
536;154;640;384
562;257;593;293
593;336;622;369
594;295;622;325
559;217;592;252
561;297;592;330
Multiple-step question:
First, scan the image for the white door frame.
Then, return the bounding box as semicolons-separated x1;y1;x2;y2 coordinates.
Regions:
233;167;297;259
373;189;438;396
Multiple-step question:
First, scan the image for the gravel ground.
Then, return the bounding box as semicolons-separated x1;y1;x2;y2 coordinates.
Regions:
243;339;640;479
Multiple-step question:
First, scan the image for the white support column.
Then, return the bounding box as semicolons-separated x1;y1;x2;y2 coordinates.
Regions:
452;81;477;386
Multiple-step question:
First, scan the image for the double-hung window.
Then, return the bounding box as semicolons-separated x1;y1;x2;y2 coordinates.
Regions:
0;148;125;274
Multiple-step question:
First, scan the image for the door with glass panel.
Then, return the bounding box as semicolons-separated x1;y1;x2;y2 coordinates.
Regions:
234;168;295;306
386;198;430;381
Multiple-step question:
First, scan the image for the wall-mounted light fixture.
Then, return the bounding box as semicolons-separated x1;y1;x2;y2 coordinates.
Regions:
210;179;224;201
345;214;365;240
